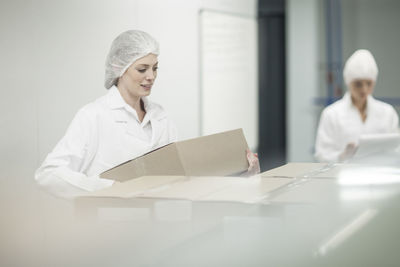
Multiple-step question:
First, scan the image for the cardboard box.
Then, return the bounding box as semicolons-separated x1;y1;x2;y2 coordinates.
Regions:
81;175;294;204
100;129;249;182
257;163;339;204
260;162;329;178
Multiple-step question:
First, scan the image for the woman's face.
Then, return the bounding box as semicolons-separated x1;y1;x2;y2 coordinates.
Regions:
349;79;374;105
118;53;158;98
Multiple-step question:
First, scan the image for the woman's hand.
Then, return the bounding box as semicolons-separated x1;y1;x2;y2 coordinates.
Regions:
339;143;358;162
112;180;121;186
242;148;260;177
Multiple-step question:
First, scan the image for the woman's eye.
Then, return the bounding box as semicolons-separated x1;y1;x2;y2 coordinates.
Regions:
153;67;158;71
138;69;146;73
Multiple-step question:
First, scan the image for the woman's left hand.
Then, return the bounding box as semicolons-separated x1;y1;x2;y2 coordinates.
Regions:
243;148;260;176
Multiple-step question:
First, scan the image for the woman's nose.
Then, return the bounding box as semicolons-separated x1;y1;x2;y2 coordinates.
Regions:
146;70;155;80
361;83;369;92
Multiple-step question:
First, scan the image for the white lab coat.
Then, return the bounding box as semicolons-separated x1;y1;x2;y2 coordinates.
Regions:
315;92;399;162
35;86;178;198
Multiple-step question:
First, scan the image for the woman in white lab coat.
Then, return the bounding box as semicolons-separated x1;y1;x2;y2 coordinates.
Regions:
315;49;399;163
35;30;260;198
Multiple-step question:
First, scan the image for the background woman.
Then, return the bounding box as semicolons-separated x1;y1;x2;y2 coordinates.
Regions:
315;49;399;162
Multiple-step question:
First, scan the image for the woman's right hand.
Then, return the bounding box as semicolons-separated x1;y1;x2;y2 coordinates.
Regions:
241;149;260;177
339;143;358;162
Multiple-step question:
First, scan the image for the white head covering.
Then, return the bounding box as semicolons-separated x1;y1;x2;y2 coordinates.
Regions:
104;30;159;89
343;49;378;86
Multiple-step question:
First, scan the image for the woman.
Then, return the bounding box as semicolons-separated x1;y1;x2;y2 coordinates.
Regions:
315;49;399;162
35;30;259;198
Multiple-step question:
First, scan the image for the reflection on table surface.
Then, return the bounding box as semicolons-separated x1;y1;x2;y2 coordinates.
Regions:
2;162;400;267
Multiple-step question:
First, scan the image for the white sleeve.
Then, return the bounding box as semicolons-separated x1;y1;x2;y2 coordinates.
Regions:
35;108;114;199
314;109;342;162
389;106;399;132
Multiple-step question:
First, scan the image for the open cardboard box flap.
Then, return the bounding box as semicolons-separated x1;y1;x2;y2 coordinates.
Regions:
260;162;328;178
100;128;250;182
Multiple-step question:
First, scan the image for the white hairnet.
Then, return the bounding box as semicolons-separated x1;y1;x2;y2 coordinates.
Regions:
343;49;378;86
104;30;159;89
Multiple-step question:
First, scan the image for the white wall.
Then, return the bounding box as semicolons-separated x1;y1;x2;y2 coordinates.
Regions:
286;0;320;162
0;0;257;185
200;10;258;150
0;1;39;193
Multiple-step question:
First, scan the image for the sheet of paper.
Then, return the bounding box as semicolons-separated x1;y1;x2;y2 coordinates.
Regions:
353;133;400;159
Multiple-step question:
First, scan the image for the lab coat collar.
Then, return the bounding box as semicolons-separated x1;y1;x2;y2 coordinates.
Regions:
106;86;166;121
366;94;376;116
105;86;168;147
343;91;376;115
107;86;127;109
